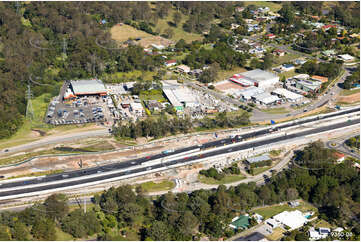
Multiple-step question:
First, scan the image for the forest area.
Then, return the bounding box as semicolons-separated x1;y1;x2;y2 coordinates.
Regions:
0;142;359;241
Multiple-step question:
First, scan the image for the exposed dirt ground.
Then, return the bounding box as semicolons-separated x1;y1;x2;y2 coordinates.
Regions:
337;93;360;103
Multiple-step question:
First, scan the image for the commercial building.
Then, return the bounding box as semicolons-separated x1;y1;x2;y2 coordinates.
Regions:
296;80;322;93
162;80;198;110
239;87;265;100
272;88;304;102
252;92;280;105
70;79;107;96
240;69;279;88
130;102;144;115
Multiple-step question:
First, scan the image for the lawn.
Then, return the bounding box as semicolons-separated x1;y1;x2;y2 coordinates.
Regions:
55;227;74;241
252;201;317;219
216;66;248;82
340;88;360;96
137;180;175;193
314;219;333;229
139;89;167;102
244;1;282;12
278;69;297;79
102;70;155;83
252;166;271;175
273;53;301;66
266;227;286;241
260;107;289;114
198;174;245;185
110;24;153;42
153;8;203;43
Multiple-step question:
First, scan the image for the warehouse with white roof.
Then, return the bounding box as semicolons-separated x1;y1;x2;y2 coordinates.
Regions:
162;80;198;110
239;87;265;100
272;88;304;102
70;79;107;96
252;92;280;105
240;69;279;88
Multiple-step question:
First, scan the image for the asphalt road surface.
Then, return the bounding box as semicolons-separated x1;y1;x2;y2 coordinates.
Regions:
1;128;110;156
1;107;358;190
0;117;358;199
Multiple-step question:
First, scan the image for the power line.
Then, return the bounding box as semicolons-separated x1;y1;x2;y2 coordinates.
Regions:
25;83;34;121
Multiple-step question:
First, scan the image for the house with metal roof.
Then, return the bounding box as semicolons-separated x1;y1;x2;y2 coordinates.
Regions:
229;215;250;230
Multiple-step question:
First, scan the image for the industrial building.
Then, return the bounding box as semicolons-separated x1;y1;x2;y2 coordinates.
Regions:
233;69;279;88
296;80;322;93
271;88;304;102
162;80;198;111
239;87;265;100
252;92;280;105
70;79;107;96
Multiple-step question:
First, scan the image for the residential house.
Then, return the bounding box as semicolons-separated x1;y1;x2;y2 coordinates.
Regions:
282;64;295;72
273;49;285;56
322;24;337;31
322;49;336;57
338;54;355;62
266;33;276;39
164;60;177;67
333;152;345;163
309;227;331;240
176;64;191;74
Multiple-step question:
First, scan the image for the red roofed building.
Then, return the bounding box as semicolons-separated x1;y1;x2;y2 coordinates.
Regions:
266;33;276;39
322;25;337;31
164;59;177;67
334;152;345;163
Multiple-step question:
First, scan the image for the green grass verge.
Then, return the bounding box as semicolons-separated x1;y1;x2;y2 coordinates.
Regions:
340;88;360;96
260;107;289;114
137;180;175;193
252;166;271;175
5;169;64;180
198;174;245;185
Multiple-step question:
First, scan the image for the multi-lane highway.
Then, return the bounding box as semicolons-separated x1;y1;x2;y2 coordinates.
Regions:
0;107;358;199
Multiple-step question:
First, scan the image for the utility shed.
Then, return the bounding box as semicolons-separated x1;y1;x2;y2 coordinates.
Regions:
70;79;107;96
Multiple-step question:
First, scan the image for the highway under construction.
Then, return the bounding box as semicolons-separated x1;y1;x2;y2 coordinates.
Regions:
0;106;359;201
